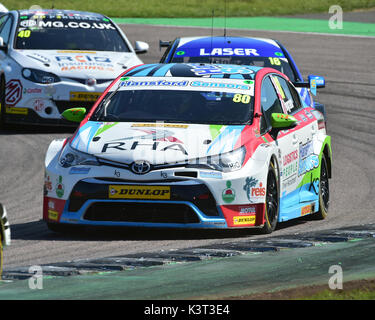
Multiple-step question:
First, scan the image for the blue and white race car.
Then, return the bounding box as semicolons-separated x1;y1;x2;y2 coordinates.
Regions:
0;8;148;127
43;63;332;234
160;36;326;114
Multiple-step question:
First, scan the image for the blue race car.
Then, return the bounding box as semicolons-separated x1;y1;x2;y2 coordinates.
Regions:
160;36;326;116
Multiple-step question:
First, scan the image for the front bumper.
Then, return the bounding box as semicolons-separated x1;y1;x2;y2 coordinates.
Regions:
4;79;112;126
44;175;266;229
44;178;229;229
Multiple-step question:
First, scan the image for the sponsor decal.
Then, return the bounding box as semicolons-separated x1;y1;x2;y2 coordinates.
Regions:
5;107;28;115
33;99;45;112
69;167;91;174
5;79;23;106
301;204;312;216
57;50;98;54
70;91;101;102
243;177;265;202
233;215;256;225
131;123;188;129
189;64;254;76
120;129;183;144
199;48;259;56
221;204;260;227
55;175;65;198
251;182;265;197
298;141;319;176
61;65;114;72
55;56;112;63
108;185;171;199
199;171;223;179
282;149;299;186
239;205;256;215
119;79;188;87
190;80;250;91
44;175;53;192
308;173;320;196
20;19;115;30
101;141;188;155
48;209;59;221
283;150;298;166
47;198;59;221
43;196;66;222
55;55;114;72
222;181;235;203
23;88;42;94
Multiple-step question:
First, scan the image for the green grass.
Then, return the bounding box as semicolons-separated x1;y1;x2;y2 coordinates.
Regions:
2;0;375;18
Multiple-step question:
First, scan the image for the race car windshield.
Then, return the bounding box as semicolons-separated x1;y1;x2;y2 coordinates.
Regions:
93;89;254;125
15;16;130;51
172;55;296;82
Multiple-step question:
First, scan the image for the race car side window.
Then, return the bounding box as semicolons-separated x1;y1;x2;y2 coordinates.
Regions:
286;82;303;114
0;14;12;45
260;76;283;134
272;75;302;114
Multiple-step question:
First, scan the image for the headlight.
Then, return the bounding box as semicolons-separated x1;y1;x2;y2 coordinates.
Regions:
58;143;99;168
187;146;246;172
22;68;61;84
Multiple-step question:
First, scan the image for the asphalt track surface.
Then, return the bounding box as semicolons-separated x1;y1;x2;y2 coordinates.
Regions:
0;24;374;271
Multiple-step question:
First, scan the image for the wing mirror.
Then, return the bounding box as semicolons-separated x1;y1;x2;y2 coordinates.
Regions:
269;113;297;139
308;75;325;95
61;108;86;123
293;75;325;95
271;113;297;129
0;36;7;52
134;41;149;54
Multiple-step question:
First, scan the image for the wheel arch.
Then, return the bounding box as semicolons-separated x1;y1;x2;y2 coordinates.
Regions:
322;143;332;179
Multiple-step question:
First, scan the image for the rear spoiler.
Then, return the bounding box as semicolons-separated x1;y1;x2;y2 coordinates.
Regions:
159;40;171;51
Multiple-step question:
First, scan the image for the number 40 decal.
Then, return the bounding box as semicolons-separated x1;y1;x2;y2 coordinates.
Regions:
18;30;31;38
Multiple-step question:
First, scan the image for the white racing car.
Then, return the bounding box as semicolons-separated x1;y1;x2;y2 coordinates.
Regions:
43;63;332;234
0;8;148;126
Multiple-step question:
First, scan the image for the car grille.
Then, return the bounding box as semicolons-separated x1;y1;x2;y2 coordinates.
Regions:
83;202;200;224
68;179;220;217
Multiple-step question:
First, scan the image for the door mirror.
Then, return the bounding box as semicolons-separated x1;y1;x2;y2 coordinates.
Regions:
0;36;7;52
134;41;149;54
308;75;325;95
271;113;297;129
61;108;86;123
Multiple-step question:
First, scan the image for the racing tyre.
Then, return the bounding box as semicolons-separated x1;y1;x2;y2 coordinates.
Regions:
0;233;2;278
315;153;330;219
261;162;279;234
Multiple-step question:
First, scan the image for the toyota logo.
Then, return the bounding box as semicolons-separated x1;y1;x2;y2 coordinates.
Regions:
131;160;151;175
86;78;96;86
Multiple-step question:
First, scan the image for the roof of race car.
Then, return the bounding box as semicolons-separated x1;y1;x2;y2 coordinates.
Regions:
173;36;285;58
125;63;262;80
16;9;106;19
